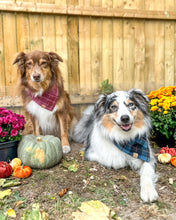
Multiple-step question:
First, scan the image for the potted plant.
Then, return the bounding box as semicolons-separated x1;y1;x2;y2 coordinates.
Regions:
0;108;26;161
147;86;176;147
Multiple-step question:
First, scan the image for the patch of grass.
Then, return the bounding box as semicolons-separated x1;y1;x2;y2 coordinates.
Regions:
119;196;127;207
55;193;87;216
155;200;171;210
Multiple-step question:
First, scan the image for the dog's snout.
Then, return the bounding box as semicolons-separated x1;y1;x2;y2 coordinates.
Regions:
33;73;41;81
120;115;130;123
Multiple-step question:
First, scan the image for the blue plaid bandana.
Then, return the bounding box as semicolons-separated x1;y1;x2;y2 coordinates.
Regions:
113;135;150;162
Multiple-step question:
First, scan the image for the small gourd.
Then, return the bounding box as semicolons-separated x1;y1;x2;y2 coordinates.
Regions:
158;153;171;164
10;158;22;171
18;135;63;169
171;157;176;167
13;165;32;178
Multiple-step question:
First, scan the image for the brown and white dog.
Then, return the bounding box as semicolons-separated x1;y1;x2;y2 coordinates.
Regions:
13;50;76;154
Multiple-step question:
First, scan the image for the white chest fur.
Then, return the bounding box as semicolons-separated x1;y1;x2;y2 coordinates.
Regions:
26;100;59;135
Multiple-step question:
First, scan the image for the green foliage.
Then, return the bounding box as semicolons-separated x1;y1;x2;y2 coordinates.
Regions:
150;108;176;140
21;203;48;220
100;79;113;94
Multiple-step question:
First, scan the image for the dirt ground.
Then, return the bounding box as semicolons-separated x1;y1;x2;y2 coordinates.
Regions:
1;141;176;220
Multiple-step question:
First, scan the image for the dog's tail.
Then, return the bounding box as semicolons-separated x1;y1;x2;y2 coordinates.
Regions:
72;105;94;143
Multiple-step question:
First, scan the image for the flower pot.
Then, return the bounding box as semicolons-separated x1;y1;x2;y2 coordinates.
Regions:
0;140;19;162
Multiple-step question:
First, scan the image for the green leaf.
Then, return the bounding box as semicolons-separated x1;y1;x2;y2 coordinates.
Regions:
68;164;79;172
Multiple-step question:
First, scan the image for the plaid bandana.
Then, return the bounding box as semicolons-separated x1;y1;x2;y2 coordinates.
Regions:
113;135;150;162
28;85;59;111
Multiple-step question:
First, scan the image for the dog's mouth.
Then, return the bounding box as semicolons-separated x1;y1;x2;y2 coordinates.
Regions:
119;124;132;131
113;119;132;131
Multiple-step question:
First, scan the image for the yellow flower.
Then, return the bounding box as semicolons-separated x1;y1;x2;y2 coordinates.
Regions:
171;102;176;107
158;102;163;107
151;106;158;111
163;111;168;114
150;99;158;106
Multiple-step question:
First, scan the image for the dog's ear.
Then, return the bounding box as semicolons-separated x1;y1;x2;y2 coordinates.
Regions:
13;52;26;77
94;94;107;118
48;52;63;63
13;52;26;66
129;89;149;115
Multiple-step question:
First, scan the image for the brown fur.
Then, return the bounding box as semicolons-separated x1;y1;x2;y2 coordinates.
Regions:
13;50;76;152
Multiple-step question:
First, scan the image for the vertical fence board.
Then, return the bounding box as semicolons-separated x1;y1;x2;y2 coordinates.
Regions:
55;15;69;91
164;21;174;86
154;21;165;90
79;17;91;94
67;16;79;93
112;19;124;91
0;13;5;95
102;1;113;84
3;13;17;96
43;15;55;51
67;0;79;93
123;20;135;90
29;14;43;51
16;13;30;52
144;21;155;93
90;0;102;92
134;20;145;91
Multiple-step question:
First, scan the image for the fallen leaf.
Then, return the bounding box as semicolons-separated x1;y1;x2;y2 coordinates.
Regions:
7;209;16;218
116;175;127;181
21;203;49;220
79;151;85;157
2;179;21;188
59;188;69;197
169;178;174;185
0;189;11;199
0;179;6;186
41;211;49;220
15;200;24;207
113;184;119;193
72;200;121;220
68;164;79;172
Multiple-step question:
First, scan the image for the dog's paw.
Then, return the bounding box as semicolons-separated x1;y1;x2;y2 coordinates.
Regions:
140;184;158;203
62;145;71;154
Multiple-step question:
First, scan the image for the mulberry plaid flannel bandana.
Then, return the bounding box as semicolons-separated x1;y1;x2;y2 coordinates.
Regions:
28;85;59;111
113;135;150;162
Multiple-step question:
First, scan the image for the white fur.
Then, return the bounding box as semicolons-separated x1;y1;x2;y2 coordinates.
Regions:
26;100;59;135
62;145;71;154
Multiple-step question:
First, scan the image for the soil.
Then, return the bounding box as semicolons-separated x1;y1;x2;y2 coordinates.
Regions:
1;142;176;220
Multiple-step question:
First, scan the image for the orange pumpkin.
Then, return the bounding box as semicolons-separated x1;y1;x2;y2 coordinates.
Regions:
13;165;32;178
171;157;176;167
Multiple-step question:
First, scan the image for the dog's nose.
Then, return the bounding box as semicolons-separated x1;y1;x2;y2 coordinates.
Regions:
121;115;130;123
33;73;41;81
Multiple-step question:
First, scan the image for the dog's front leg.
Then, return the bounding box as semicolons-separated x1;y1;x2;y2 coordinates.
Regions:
34;120;40;136
140;162;158;202
57;114;71;154
29;114;40;136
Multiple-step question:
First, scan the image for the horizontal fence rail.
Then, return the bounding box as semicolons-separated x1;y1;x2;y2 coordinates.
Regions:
0;2;176;20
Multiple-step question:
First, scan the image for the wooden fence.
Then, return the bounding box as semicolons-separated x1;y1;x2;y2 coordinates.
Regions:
0;0;176;116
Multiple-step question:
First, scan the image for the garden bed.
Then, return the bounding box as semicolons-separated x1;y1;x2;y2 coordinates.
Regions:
0;141;176;220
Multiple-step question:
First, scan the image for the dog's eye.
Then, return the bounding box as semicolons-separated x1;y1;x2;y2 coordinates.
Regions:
128;103;134;107
110;104;118;112
128;102;136;109
26;61;33;68
41;62;48;67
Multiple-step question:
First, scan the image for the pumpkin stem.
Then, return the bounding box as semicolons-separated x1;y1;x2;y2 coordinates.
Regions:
36;137;42;142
